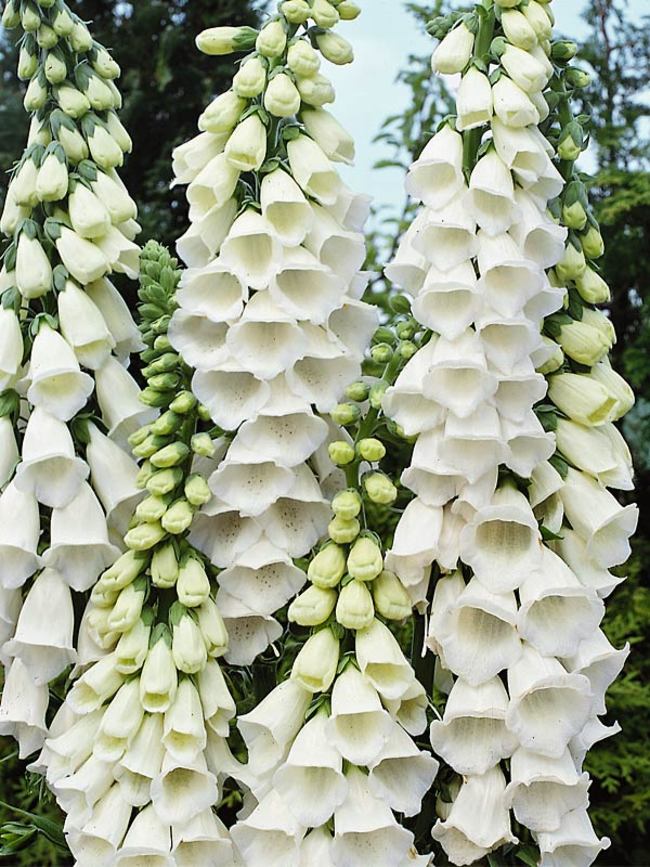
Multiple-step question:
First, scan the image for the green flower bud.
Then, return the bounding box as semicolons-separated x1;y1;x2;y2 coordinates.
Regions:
146;468;184;497
150;442;191;468
328;440;356;466
581;308;616;346
581;225;605;259
52;6;74;36
369;381;388;409
288;585;337;626
161;499;194;535
556;243;587;283
312;0;340;27
331;403;361;426
557;320;611;367
575;267;611;305
551;40;578;62
372;570;412;621
140;387;176;408
44;51;67;84
151;410;182;437
18;45;38;80
191;432;215;457
148;372;181;391
21;3;41;31
558;123;583;162
256;21;287;58
287;39;321;77
136;460;156;489
233;56;267;98
345;381;370;402
281;0;311;24
196;25;259;56
291;628;340;693
562;200;588;231
371;343;393;364
185;474;212;507
396;321;416;340
357;438;386;462
337;1;361;20
536;337;565;375
133;434;171;460
364;472;398;505
107;580;146;634
170;391;198;415
172;610;207;674
129;425;153;448
336;579;375;630
332;489;362;520
37;24;58;49
308;544;346;588
347;536;383;581
100;549;147;591
177;557;211;608
565;67;591;88
316;31;354;65
328;515;361;544
135;494;170;523
151;542;179;588
2;1;20;28
125;521;167;551
70;20;93;52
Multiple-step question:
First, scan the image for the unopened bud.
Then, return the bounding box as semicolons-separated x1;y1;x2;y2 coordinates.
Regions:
328;515;361;544
308;544;346;588
372;570;412;620
288;585;337;626
151;542;179;588
347;536;383;581
161;499;194;535
328;440;356;466
332;489;362;520
185;474;212;506
125;521;167;551
336;579;375;630
331;403;361;426
345;381;369;402
357;437;386;462
150;441;191;468
191;432;215;457
364;472;398;505
147;467;184;497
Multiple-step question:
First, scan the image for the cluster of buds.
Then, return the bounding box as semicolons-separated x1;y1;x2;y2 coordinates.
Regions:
169;3;379;670
383;0;636;864
27;244;240;865
0;0;144;765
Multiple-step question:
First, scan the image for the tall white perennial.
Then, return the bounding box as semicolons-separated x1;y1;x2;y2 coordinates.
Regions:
384;0;637;863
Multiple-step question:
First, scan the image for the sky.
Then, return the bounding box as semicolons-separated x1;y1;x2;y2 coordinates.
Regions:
326;0;643;214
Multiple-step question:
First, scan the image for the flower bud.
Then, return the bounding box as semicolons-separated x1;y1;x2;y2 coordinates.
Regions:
196;25;259;56
150;411;181;437
562;200;588;231
101;549;147;591
107;580;146;633
565;67;591;88
556;320;611;367
185;474;212;507
161;499;194;535
18;45;38;80
15;233;52;298
151;543;180;589
70;20;93;52
225;114;267;172
581;308;616;345
150;442;191;468
282;0;311;24
523;0;553;40
125;521;167;551
328;515;361;544
2;1;20;28
371;343;393;363
552;40;578;62
364;472;398;505
21;3;41;30
536;338;564;375
357;438;386;462
172;610;207;674
135;493;170;523
338;1;361;19
372;571;412;621
287;40;321;77
170;391;197;415
264;72;301;117
336;579;375;630
575;267;611;305
147;467;184;497
312;0;339;28
308;544;346;588
133;434;171;460
55;83;91;119
52;5;74;36
555;243;587;283
191;432;215;457
331;403;360;426
332;489;362;520
548;373;617;427
115;618;151;675
431;22;475;74
199;90;247;134
558;122;583;161
316;31;354;65
345;381;369;402
296;73;335;106
233;56;267;98
256;21;287;58
140;630;177;712
177;557;211;607
291;628;340;693
348;536;383;581
581;225;605;259
590;361;635;418
501;10;537;50
288;585;337;626
328;440;356;466
24;74;48;111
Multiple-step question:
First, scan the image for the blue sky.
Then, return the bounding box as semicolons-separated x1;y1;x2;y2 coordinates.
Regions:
326;0;642;213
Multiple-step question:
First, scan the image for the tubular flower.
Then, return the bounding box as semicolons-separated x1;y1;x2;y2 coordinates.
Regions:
0;0;142;772
382;3;635;864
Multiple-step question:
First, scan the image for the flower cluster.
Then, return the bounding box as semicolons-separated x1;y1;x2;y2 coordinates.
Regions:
170;3;377;665
0;0;144;764
383;0;637;863
29;243;240;865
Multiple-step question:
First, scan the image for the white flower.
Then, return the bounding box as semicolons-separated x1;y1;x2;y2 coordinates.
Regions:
499;43;550;92
503;411;555;478
90;169;138;224
86;423;143;538
94;678;144;762
0;658;49;758
304;203;365;281
273;708;348;826
456;66;493;131
151;750;218;825
172;131;228;184
589;358;635;419
66;784;132;867
14;407;88;508
24;324;94;420
139;636;178;713
86;276;145;360
187;152;239;219
560;467;638;568
432;22;474;74
113;804;172;865
368;720;438;817
220;208;282;290
301;108;355;165
430;676;517;776
57;280;115;370
115;712;165;805
327;665;393;766
536;808;611;867
94;225;140;279
412;261;479;340
504;748;590;834
438;406;506;483
411;194;478;272
68;181;111;238
564;629;630;716
197;659;236;737
299;827;335;866
509;189;568;268
260;168;313;246
53;754;116;830
56;226;110;284
231;789;304;867
355;618;415;701
95;355;155;446
225;113;267;171
217;541;306;617
477;230;544;315
384;678;429;738
492;75;540;127
385;498;443;587
0;308;23;390
15;232;53;299
0;583;21;647
506;644;593;758
67;653;125;715
115;619;151;677
333;766;414;867
39;709;103;785
287;134;341;205
177;260;247;323
569;716;622;770
291;627;340;693
468;150;518;236
4;568;76;684
431;767;516;865
384;229;428;294
172;809;233;866
0;480;41;589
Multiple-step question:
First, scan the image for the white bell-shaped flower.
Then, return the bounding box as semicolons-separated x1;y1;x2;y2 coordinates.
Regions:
151;750;218;826
304;203;365;282
192;362;270;431
162;677;208;766
503;412;555;478
171;809;233;867
477;231;544;316
552;529;623;599
536;808;611;867
287;134;341;206
385;498;442;587
113;804;173;866
355;618;416;701
94;678;145;762
301;108;355;166
368;719;438;817
331;186;372;234
43;482;120;591
260;168;314;246
560;468;638;568
40;709;103;785
517;548;605;657
491;118;552;188
333;766;414;867
401;427;463;510
564;629;630;716
432;766;516;865
506;644;593;758
95;355;156;446
405;124;465;209
177;261;247;323
412;261;479;340
424;329;498;418
430;676;517;776
0;416;19;490
327;665;393;766
209;452;295;519
273;708;348;827
456;66;494;132
186;151;239;218
460;485;542;592
196;659;236;740
411;192;478;272
234;409;328;472
66;784;132;867
220;208;282;290
217;540;306;617
231;789;304;867
168;309;229;371
328;299;381;362
476;312;542;374
298;827;335;867
468;150;518;236
492;75;540;128
86;276;145;361
288;350;360;414
569;716;622;770
0;307;23;390
176;200;238;269
0;657;49;758
24;324;94;421
53;755;115;831
504;748;590;833
384;227;428;294
271;247;345;325
116;713;165;806
510;189;568;268
440;405;507;483
67;653;125;715
14;407;88;508
57;280;115;371
4;568;75;684
0;584;21;648
87;423;143;538
494;360;548;422
94;225;140;279
238;679;312;777
0;480;42;589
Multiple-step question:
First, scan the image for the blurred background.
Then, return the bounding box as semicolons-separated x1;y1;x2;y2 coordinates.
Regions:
0;0;648;863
